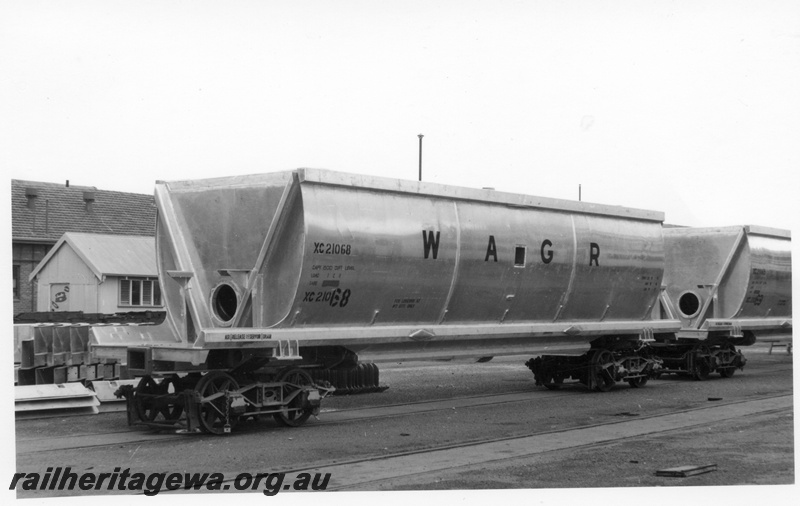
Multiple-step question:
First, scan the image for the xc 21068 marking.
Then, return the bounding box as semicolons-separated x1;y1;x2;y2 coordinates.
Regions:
303;288;352;307
314;242;352;255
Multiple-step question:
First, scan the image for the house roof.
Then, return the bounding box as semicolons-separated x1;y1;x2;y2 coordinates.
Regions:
11;179;156;244
29;232;158;281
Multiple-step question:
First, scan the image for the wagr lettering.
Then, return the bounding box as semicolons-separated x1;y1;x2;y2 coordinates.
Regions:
423;230;602;266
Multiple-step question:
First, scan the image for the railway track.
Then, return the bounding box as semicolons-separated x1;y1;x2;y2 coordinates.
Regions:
17;363;793;455
133;393;792;493
14;351;794;495
15;388;550;454
18;389;791;493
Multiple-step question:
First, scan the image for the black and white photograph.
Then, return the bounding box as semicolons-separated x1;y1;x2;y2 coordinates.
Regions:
3;1;797;504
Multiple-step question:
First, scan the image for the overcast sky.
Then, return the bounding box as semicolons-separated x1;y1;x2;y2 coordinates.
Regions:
3;0;799;231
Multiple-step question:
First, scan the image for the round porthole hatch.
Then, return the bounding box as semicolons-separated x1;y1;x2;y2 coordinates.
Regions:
213;283;238;322
678;291;701;318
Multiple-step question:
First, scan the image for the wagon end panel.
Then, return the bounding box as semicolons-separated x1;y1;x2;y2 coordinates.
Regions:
155;172;296;341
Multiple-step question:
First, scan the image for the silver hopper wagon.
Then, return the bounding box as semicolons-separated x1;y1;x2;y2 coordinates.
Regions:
90;169;789;433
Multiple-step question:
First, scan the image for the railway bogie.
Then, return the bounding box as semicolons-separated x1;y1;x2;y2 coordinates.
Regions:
651;341;746;380
118;368;333;434
526;340;663;392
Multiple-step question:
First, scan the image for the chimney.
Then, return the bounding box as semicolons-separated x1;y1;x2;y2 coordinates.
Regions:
66;180;70;188
83;191;95;212
25;187;38;208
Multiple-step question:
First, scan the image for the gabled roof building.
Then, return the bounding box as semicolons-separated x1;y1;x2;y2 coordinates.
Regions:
11;179;156;315
28;233;161;314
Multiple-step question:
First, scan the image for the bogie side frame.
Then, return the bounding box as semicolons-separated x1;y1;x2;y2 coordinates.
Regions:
117;365;334;435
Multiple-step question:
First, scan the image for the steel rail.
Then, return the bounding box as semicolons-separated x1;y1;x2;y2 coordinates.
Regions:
16;367;794;455
145;393;793;494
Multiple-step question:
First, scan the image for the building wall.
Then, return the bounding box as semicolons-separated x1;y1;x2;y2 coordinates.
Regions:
33;243;99;313
98;277;122;314
12;243;51;315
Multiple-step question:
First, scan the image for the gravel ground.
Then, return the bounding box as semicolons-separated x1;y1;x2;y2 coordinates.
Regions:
374;409;794;489
10;343;795;501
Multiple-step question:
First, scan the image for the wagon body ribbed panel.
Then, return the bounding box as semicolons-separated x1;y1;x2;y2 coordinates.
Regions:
92;169;677;363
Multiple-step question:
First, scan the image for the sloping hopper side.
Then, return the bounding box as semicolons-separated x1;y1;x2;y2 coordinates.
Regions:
157;172;298;342
662;225;791;327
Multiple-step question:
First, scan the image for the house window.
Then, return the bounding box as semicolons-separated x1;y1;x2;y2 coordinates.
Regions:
120;278;162;307
13;265;20;299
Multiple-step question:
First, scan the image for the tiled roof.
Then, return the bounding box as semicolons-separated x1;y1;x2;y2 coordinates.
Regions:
30;232;157;280
11;179;156;243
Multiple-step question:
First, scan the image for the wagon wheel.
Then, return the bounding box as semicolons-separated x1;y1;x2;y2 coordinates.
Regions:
195;371;240;435
534;370;550;388
273;368;314;427
542;371;564;390
591;350;616;392
134;375;184;423
153;375;184;422
691;345;711;381
544;376;564;390
627;376;648;388
718;343;738;378
134;375;157;422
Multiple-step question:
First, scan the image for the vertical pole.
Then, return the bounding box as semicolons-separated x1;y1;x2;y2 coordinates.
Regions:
579;184;582;201
418;134;424;181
